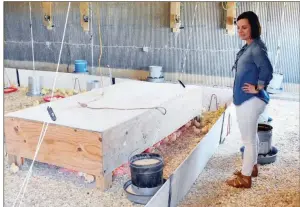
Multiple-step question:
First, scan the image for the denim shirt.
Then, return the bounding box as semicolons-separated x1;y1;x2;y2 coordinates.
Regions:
233;38;273;105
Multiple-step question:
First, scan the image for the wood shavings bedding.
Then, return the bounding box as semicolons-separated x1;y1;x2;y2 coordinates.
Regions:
4;87;85;114
152;107;226;179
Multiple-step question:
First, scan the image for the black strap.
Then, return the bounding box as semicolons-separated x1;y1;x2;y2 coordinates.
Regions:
178;80;185;88
47;106;57;121
16;69;20;87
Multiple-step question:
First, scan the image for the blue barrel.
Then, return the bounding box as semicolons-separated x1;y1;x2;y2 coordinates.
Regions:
74;60;87;73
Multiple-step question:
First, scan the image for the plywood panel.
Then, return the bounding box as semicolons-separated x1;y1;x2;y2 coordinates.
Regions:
102;85;203;175
145;107;228;207
5;82;201;133
169;113;224;207
4;117;103;175
145;179;170;207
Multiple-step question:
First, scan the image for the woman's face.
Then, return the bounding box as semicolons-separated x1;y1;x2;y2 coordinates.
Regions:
237;18;252;40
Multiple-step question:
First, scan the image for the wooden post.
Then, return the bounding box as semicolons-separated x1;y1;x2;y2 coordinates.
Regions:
225;2;236;35
96;172;112;191
8;155;24;167
170;2;181;33
80;2;89;32
41;2;53;30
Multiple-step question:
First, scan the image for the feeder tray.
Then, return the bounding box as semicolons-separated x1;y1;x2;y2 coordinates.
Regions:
124;180;153;205
4;86;18;94
124;179;166;205
240;146;278;165
147;77;165;83
43;95;65;102
131;180;165;196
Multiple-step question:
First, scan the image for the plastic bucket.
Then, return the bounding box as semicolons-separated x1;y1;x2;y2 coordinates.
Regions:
86;80;100;91
27;76;43;96
74;60;87;73
257;124;273;154
258;107;269;124
149;66;163;78
267;73;283;94
129;153;164;188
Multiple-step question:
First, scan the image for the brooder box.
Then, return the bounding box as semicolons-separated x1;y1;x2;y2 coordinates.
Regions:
4;73;233;193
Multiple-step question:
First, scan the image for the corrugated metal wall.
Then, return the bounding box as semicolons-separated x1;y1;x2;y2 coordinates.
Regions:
4;2;300;90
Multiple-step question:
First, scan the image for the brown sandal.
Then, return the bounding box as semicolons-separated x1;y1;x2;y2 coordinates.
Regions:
233;164;258;177
226;173;252;188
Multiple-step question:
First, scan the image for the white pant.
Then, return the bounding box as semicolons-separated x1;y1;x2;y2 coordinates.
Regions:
235;97;266;176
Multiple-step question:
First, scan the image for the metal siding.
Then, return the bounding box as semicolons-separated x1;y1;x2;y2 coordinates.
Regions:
4;2;300;91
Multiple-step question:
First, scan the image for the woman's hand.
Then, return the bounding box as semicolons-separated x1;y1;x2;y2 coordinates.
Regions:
242;83;259;94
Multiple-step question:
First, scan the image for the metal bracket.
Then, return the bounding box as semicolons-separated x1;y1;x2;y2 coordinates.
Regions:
80;2;89;32
44;15;51;22
226;113;231;136
42;2;54;30
83;15;89;23
73;78;82;92
208;94;218;111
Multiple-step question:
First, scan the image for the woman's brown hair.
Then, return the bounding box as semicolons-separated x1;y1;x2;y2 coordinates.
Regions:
237;11;262;39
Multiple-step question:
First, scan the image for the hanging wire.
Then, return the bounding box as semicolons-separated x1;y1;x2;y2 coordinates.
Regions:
29;2;35;75
12;3;72;207
273;2;287;73
97;2;104;90
90;2;94;73
180;3;198;82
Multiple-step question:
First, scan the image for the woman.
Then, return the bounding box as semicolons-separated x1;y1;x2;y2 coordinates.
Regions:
226;11;273;188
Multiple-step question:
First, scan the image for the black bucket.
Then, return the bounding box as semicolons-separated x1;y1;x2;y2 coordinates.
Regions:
129;153;164;188
258;123;273;132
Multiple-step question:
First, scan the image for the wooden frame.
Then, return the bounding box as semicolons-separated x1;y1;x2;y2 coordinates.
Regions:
4;117;112;190
4;80;210;191
4;69;232;193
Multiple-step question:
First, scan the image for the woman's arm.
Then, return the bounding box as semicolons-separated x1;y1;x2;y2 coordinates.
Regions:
242;44;273;94
252;44;274;88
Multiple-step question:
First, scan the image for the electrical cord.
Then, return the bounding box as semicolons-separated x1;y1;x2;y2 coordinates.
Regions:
77;102;167;115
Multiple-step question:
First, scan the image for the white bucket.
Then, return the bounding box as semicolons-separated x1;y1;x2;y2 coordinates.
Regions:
86;80;100;91
258;107;269;124
149;66;163;78
267;73;283;94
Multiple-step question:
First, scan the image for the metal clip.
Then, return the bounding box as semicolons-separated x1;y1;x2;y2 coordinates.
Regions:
47;106;56;121
226;113;231;136
44;15;51;22
208;94;218;111
83;15;89;22
178;80;185;88
73;78;82;92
